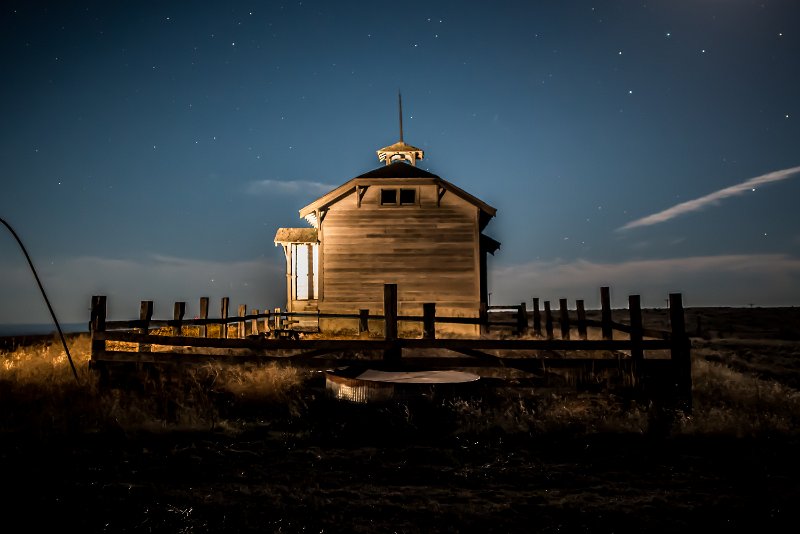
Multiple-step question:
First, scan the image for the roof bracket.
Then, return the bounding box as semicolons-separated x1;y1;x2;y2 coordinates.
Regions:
437;184;446;207
357;185;368;207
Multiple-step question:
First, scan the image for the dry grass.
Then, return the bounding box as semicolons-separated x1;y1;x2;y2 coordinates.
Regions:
447;391;650;437
442;352;800;439
0;334;104;436
2;323;799;440
0;333;309;436
680;357;800;436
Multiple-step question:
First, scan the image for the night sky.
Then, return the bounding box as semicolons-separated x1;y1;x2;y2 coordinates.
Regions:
2;0;799;326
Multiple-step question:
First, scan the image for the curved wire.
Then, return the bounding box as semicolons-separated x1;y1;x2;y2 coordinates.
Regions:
1;217;80;383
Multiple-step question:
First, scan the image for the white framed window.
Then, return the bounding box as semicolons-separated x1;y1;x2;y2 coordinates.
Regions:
291;243;318;300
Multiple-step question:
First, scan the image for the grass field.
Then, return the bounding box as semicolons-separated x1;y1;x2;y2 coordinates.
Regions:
1;307;799;532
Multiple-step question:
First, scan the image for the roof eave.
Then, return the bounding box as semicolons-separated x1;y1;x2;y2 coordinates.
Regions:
298;175;498;224
299;179;358;218
438;178;497;219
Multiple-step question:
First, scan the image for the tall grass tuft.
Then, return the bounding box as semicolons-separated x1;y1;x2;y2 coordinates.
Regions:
678;358;800;437
0;334;310;436
0;334;106;437
447;390;650;438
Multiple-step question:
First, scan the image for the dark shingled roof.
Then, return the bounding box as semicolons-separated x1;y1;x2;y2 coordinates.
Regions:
356;161;440;179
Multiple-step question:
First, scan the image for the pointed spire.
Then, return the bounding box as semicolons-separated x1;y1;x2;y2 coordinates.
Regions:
398;91;404;142
377;91;424;166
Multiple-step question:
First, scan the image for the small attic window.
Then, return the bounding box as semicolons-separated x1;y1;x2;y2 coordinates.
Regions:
380;189;397;205
380;188;417;206
399;189;416;204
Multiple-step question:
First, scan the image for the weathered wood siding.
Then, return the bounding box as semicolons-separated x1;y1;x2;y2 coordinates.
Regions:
319;182;479;319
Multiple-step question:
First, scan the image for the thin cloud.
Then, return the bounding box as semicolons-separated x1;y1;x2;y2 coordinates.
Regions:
246;179;335;196
619;165;800;231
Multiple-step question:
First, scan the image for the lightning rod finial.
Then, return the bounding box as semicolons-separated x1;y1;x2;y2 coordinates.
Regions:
398;90;404;142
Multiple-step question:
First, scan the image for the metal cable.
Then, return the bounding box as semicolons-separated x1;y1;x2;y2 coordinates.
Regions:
1;217;80;383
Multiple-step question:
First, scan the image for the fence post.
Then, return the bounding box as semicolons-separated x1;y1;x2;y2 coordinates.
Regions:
89;295;108;385
238;304;247;338
383;283;400;362
90;295;107;360
516;302;527;336
669;293;692;413
423;302;436;340
629;295;644;383
576;299;587;340
173;301;185;337
600;286;612;340
220;297;229;338
358;309;370;336
544;300;554;340
559;298;570;340
251;309;259;335
532;298;541;336
273;307;282;331
138;300;153;352
199;297;209;338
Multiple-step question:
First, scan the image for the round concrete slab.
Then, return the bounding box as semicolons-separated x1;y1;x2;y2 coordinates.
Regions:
325;368;481;403
355;369;480;384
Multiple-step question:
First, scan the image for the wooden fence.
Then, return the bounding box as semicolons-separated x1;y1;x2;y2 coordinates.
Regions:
89;285;692;412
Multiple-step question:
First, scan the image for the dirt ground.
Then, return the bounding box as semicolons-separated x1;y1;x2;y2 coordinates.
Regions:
1;307;799;533
4;425;798;533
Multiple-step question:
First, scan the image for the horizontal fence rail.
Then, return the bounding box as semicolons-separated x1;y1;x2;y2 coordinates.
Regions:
88;285;692;412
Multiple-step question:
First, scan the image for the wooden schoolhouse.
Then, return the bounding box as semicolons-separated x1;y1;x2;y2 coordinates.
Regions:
274;113;500;334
